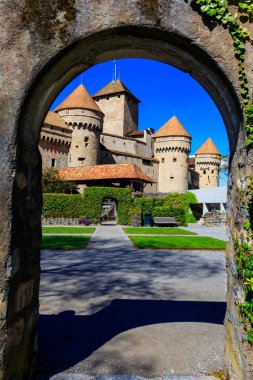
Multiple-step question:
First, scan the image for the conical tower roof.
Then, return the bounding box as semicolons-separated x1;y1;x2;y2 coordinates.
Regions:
54;84;103;113
152;116;191;138
92;79;140;102
195;138;221;155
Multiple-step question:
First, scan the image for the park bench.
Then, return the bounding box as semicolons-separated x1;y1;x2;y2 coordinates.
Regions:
153;217;178;227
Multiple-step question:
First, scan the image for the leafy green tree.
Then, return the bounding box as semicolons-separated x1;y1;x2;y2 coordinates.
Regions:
42;168;77;194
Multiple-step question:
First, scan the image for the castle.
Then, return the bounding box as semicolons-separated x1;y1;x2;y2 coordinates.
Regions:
39;79;221;193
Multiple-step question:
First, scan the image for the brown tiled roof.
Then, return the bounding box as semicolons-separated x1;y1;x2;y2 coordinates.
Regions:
152;116;191;138
59;164;155;183
44;111;72;130
92;79;140;102
54;84;103;113
195;138;221;155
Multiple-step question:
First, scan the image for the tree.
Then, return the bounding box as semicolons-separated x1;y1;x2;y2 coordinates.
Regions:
42;168;77;193
220;155;229;185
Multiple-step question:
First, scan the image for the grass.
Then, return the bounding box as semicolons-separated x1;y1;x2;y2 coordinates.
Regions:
41;235;90;250
129;236;226;250
42;226;95;234
123;227;197;235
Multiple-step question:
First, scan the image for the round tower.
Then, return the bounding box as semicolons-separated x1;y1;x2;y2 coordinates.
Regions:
194;138;221;188
153;116;191;193
55;84;104;167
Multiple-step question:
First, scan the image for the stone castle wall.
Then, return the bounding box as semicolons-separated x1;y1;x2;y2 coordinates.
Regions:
58;108;103;167
39;123;71;168
195;154;221;188
101;133;149;158
123;95;139;136
95;95;125;136
154;136;191;193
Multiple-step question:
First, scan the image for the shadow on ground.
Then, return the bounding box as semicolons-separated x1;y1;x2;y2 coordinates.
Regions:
37;299;226;378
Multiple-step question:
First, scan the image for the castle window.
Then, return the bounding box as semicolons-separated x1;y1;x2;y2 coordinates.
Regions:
76;145;79;148
78;157;85;161
107;97;109;100
84;137;89;142
203;170;206;174
85;143;89;147
173;158;177;162
211;170;214;174
51;158;56;168
161;158;165;163
118;95;120;98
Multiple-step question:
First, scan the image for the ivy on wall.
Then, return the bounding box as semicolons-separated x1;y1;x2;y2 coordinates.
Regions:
234;179;253;344
190;0;253;345
191;0;253;144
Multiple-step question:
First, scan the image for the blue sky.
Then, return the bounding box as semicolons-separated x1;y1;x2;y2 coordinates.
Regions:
50;58;229;159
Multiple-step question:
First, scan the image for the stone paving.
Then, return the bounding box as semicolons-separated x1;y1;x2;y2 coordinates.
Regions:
37;225;227;380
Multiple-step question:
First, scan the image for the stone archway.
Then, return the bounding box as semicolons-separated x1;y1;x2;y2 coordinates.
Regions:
0;2;252;379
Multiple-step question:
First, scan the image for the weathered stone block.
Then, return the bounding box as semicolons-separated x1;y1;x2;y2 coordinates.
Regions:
15;280;34;313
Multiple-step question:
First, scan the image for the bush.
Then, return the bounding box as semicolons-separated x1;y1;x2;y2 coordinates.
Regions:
79;217;90;225
153;206;186;226
82;187;133;224
42;194;85;218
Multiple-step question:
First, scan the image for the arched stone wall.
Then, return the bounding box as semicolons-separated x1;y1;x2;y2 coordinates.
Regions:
0;1;252;379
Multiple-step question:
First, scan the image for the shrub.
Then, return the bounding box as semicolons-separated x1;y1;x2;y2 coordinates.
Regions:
42;168;77;194
153;206;186;226
133;197;165;224
79;217;90;225
128;205;142;226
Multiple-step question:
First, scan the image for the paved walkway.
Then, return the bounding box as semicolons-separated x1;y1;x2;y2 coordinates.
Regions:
181;224;228;241
37;225;226;380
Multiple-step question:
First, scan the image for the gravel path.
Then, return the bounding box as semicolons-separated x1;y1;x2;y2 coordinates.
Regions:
37;225;226;380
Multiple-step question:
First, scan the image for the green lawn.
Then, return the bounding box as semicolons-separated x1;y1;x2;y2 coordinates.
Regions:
123;227;197;235
42;226;95;234
41;235;90;250
129;236;226;250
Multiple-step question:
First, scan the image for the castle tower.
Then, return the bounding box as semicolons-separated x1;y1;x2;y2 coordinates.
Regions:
92;79;140;137
55;84;104;167
153;116;191;193
195;138;221;188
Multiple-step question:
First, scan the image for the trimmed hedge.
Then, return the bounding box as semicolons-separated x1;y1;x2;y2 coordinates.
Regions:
133;198;154;224
42;189;196;226
153;206;186;226
43;194;85;218
164;192;197;223
82;187;133;225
